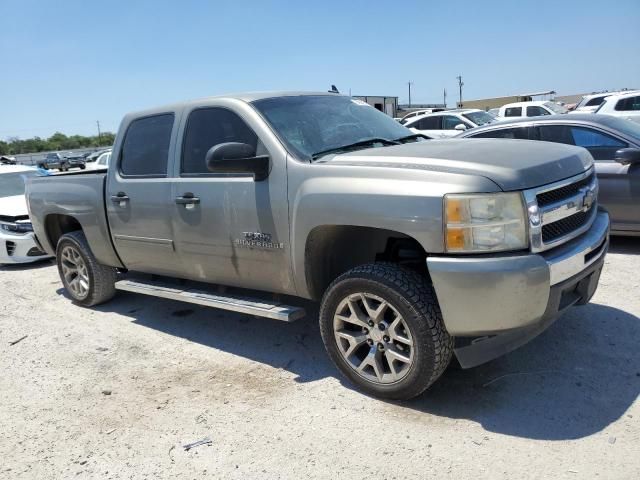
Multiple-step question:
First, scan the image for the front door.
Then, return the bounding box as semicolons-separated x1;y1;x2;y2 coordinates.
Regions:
106;112;181;275
169;104;293;294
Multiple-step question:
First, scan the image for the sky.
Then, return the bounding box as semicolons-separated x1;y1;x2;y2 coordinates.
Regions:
1;0;639;139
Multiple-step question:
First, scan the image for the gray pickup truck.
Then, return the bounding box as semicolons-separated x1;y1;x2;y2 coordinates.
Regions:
26;92;609;399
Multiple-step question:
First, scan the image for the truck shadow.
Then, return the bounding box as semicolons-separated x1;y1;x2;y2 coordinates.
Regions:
82;289;638;441
608;236;640;255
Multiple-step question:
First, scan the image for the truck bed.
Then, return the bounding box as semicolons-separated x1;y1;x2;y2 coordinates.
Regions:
26;171;123;267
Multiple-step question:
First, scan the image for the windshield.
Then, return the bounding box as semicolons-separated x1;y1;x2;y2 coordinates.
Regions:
0;171;38;198
600;116;640;141
252;95;411;160
544;102;568;114
462;111;497;126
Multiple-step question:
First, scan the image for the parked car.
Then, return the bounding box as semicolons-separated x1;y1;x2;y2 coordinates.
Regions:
27;92;608;400
0;155;17;165
498;101;567;119
85;148;112;163
0;165;50;264
85;150;111;170
459;114;640;235
570;90;639;115
404;109;498;138
398;108;445;125
37;152;86;171
594;91;640;124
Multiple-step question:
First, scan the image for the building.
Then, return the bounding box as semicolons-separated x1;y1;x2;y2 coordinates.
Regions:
353;95;398;117
458;90;556;110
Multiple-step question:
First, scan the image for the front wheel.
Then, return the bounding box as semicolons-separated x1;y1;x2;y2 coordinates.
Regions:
56;231;116;306
319;263;453;400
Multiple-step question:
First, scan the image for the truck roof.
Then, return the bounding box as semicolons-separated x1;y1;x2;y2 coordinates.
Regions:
126;91;337;119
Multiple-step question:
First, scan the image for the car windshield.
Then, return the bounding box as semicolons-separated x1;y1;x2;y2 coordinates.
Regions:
252;95;411;161
462;111;497;126
544;102;567;114
0;171;38;198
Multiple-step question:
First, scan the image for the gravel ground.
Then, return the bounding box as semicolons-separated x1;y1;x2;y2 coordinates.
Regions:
1;238;639;479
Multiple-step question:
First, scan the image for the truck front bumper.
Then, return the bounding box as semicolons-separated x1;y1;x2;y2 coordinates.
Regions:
427;209;609;368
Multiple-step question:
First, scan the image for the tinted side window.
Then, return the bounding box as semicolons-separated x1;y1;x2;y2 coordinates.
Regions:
504;107;522;117
585;97;605;107
538;125;575;144
526;106;550;117
182;108;258;175
570;126;628;161
470;127;530;139
411;116;440;130
615;96;640;111
120;114;174;176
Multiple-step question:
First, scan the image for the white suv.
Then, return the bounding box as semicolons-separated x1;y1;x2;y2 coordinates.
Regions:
594;91;640;124
498;101;567;119
404;109;497;138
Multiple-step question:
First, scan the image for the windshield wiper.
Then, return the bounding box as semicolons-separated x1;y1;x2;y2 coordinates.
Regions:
311;138;399;161
394;133;431;143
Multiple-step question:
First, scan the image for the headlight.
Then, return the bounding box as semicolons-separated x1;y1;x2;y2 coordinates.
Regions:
444;193;527;252
0;220;33;235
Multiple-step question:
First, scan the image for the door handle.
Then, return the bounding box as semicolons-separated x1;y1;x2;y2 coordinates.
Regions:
175;194;200;208
110;193;130;206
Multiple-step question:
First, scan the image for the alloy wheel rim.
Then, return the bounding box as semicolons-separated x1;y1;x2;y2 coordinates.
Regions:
333;292;414;384
60;245;90;299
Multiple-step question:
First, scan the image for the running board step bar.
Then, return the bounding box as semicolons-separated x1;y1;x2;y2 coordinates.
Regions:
115;279;306;322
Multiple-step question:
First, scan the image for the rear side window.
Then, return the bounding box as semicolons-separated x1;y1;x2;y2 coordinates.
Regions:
120;114;174;176
538;125;574;144
526;106;550;117
615;96;640;111
585;96;606;107
182;108;258;175
470;127;530;140
410;116;440;130
504;107;522;117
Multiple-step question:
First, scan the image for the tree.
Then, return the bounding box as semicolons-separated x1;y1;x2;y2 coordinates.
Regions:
0;132;116;155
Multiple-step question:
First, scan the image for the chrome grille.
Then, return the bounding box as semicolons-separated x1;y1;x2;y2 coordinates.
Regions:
536;172;595;207
524;169;598;253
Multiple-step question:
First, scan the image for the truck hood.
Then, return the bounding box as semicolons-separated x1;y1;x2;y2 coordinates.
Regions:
323;139;593;191
0;195;28;218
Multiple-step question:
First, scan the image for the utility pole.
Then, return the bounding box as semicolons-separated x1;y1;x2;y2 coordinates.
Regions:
407;81;413;107
456;75;464;107
443;88;447;108
96;120;102;144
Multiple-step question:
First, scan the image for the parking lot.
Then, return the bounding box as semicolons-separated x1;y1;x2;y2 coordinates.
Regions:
0;237;637;479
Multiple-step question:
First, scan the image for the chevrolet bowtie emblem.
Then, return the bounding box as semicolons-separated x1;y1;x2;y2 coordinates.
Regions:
581;187;595;210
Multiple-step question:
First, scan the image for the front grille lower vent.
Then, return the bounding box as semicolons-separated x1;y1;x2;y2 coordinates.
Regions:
542;209;593;243
6;241;16;256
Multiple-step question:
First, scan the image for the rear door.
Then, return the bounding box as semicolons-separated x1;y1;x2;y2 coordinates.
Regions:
106;112;182;275
537;124;638;231
408;116;444;138
169;101;294;294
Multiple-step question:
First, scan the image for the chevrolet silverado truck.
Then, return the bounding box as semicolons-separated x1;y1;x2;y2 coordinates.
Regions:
26;92;609;400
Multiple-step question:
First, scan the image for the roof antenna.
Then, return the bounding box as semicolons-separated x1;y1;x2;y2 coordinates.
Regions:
329;85;339;94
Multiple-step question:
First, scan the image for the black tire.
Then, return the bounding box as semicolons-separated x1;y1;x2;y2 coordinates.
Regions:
319;263;453;400
79;164;86;170
56;231;116;306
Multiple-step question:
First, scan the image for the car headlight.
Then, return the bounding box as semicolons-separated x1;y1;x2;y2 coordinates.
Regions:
0;220;33;235
444;193;528;252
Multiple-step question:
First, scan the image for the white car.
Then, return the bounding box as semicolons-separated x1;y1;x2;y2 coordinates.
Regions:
404;109;498;138
0;165;51;265
498;101;567;119
85;150;111;170
398;108;445;125
594;91;640;124
569;90;639;115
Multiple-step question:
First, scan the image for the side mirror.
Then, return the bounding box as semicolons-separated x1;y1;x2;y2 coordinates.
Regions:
614;148;640;165
454;124;467;131
205;142;270;181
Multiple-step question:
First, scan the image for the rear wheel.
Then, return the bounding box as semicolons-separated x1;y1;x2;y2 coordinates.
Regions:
56;231;116;306
319;263;453;400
